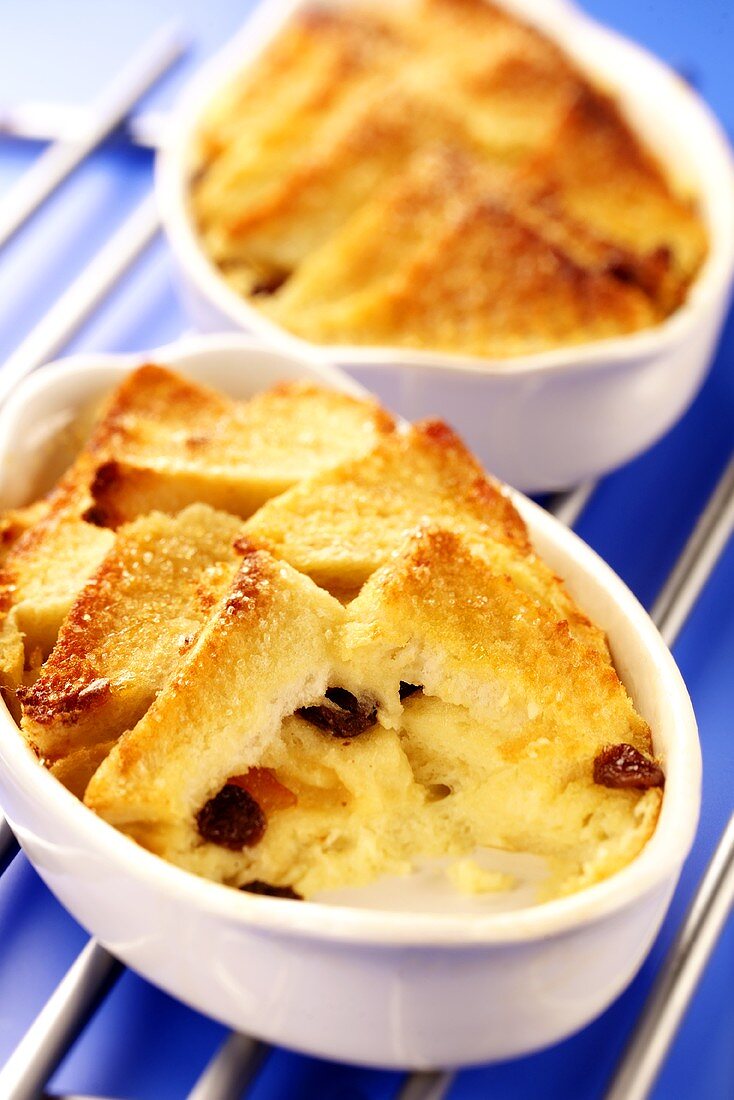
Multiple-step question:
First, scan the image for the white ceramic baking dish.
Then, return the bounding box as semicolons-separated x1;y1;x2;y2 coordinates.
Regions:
0;334;701;1064
0;334;700;1068
156;0;734;494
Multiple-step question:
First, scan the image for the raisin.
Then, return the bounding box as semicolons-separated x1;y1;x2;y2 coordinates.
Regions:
593;743;665;790
426;783;452;802
250;270;288;296
297;687;376;738
196;784;266;849
82;503;111;528
240;880;303;900
324;686;361;711
399;682;422;700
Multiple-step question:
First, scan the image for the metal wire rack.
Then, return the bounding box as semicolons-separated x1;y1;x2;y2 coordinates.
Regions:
0;9;732;1100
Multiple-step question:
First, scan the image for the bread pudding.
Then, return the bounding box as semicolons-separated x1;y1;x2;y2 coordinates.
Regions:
3;365;665;904
190;0;706;359
0;365;391;706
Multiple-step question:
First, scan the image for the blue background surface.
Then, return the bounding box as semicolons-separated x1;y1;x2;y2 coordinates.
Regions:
0;1;732;1096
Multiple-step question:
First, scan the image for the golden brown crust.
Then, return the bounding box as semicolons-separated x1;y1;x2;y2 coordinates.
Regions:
0;501;51;562
85;363;234;459
84;379;395;529
191;0;706;354
18;505;244;768
219;541;274;619
267;147;659;355
517;85;707;311
85;542;345;828
19;657;111;728
347;524;648;744
245;418;523;587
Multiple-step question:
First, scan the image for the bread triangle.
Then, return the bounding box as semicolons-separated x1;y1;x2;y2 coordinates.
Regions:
246;418;603;653
85;377;394;529
20;505;244;779
85;539;348;880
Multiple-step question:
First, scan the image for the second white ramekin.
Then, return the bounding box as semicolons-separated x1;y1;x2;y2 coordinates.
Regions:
156;0;734;493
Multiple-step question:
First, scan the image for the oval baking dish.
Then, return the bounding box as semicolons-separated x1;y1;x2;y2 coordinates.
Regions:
157;0;734;493
0;334;700;1068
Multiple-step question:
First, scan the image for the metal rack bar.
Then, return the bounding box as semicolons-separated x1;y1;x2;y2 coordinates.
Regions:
0;24;183;251
0;177;164;1100
0;941;123;1100
605;815;734;1100
545;482;597;528
0;193;160;409
0;815;19;874
0;105;167;151
652;454;734;648
397;1070;455;1100
187;1034;267;1100
603;452;734;1100
44;1094;119;1099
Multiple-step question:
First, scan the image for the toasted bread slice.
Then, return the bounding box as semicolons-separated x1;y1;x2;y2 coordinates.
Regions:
247;418;527;584
412;0;585;158
194;4;409;278
195;5;403;163
0;498;63;714
1;364;235;692
0;485;115;699
86;528;661;900
19;505;244;775
246;418;604;653
208;79;485;282
49;741;117;800
519;87;706;310
0;622;25;721
0;501;51;563
82;361;235;466
85;540;348;876
267;144;658;348
270;164;658;355
343;526;644;734
264;145;483;318
86;378;394;529
340;527;662;896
